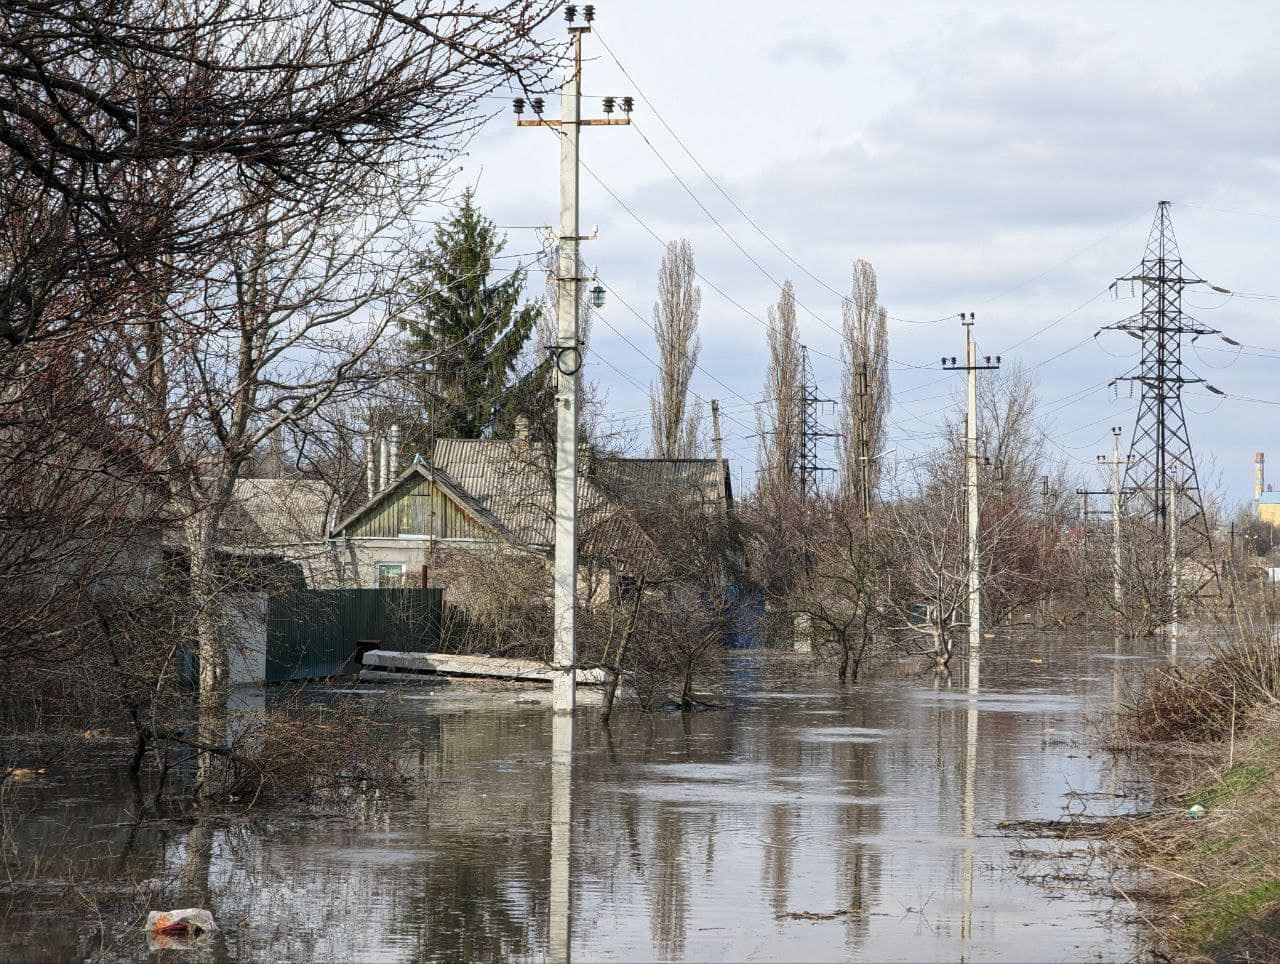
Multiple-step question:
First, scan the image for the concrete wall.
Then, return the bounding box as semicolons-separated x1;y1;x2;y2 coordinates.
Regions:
223;593;268;687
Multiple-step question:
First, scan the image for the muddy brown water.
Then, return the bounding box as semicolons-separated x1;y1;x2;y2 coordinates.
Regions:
2;635;1178;962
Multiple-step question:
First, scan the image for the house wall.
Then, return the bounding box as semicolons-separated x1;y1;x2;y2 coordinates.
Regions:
322;537;616;606
325;537;499;589
1259;499;1280;527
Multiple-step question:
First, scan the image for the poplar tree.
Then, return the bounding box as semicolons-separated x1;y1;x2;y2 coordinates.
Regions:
649;239;703;458
839;259;891;510
758;281;802;506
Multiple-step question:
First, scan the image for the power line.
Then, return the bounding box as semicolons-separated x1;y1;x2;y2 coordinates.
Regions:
593;29;958;328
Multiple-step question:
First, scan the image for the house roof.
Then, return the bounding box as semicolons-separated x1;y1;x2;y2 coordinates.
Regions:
431;438;613;547
1259;492;1280;505
328;437;733;552
226;477;336;546
592;457;732;512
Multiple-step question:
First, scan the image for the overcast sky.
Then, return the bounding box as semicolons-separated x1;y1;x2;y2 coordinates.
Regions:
454;0;1280;504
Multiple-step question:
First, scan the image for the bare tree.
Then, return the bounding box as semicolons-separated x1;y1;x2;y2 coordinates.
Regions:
839;260;890;512
758;281;802;508
756;492;892;682
882;463;971;672
0;0;562;785
0;0;560;349
648;240;703;458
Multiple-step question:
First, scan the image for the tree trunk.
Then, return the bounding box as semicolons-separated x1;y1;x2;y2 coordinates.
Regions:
602;579;644;725
187;529;228;796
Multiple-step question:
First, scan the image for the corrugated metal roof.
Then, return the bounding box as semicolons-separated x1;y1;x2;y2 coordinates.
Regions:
328;438;733;553
593;457;730;511
431;438;617;546
227;478;335;545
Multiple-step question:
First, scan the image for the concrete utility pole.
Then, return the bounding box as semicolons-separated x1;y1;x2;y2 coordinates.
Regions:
515;4;631;714
548;711;573;962
1040;475;1051;630
1100;427;1127;623
710;399;725;466
942;315;1000;656
1081;427;1128;628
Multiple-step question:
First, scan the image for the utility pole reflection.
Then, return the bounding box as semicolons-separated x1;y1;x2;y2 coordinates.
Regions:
960;651;980;945
549;711;574;963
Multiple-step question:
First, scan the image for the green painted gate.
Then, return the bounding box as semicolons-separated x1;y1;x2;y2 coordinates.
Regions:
265;588;442;682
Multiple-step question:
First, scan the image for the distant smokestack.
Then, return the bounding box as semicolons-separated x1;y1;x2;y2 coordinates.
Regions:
380;436;390;493
389;424;401;482
366;434;378;500
1256;452;1266;503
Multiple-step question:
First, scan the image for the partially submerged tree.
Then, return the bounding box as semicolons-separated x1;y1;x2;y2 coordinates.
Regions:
757;492;892;682
881;466;971;672
649;239;703;458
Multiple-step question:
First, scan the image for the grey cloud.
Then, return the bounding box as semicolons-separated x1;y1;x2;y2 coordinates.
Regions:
767;35;849;67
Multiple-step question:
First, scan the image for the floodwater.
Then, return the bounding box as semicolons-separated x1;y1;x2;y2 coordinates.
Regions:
3;635;1174;962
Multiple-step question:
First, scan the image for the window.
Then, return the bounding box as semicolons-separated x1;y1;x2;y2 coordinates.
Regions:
376;563;405;588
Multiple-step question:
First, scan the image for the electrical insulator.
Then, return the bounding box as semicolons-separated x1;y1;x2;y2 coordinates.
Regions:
622;96;634;113
603;96;615;114
995;355;1002;364
940;357;946;365
565;4;576;22
583;4;595;21
531;97;544;114
513;98;525;115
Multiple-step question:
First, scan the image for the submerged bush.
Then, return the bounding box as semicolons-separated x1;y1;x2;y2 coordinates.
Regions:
1119;629;1280;744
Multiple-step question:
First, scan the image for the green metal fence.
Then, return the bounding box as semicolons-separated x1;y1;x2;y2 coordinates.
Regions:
265;588;442;682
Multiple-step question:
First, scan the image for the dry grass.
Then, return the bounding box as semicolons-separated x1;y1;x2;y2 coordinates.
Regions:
1112;708;1280;960
1116;630;1280;746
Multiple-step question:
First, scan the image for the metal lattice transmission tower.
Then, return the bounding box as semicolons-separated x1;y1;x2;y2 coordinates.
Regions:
1106;201;1220;593
795;345;838;496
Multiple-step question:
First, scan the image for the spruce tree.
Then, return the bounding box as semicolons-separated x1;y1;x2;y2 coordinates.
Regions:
400;191;540;440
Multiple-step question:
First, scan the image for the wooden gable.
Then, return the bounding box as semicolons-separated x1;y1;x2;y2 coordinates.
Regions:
339;472;497;541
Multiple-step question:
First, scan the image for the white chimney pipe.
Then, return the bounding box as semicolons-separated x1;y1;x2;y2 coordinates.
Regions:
366;434;377;500
389;424;401;484
380;436;390;493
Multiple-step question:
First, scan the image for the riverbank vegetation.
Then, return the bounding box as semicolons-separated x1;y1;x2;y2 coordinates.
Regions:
1109;593;1280;960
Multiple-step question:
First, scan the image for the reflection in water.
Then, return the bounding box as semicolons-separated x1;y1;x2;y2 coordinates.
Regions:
960;651;980;948
549;712;573;963
0;635;1167;962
